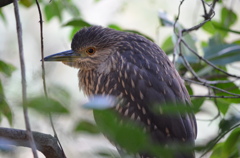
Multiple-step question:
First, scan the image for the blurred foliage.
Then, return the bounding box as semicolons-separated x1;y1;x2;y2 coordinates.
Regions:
0;0;240;158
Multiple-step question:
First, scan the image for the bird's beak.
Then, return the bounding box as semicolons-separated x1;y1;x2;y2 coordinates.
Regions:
43;50;80;62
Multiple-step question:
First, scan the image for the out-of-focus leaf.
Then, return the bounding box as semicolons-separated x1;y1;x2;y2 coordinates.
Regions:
0;60;16;77
94;109;192;157
96;150;120;158
19;0;33;7
152;103;199;115
213;24;240;35
83;95;117;110
75;120;100;134
219;116;240;133
108;24;122;31
222;128;240;157
27;96;69;114
214;82;240;103
233;40;240;44
216;98;230;115
0;81;13;125
0;9;6;22
94;110;148;153
161;36;174;55
186;84;193;95
210;143;224;158
202;21;217;35
158;10;174;27
191;98;204;113
204;44;240;65
63;19;91;28
44;1;63;22
48;85;71;105
69;27;80;40
0;138;16;152
220;7;237;27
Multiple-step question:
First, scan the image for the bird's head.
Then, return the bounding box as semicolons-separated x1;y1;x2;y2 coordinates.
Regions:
44;26;123;70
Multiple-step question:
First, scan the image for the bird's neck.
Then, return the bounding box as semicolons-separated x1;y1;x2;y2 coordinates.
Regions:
78;69;96;96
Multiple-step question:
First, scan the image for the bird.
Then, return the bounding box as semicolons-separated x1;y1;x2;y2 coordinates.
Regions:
43;26;197;158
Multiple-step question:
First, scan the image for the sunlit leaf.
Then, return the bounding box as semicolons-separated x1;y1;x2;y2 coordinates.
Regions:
19;0;33;7
27;96;69;114
0;60;16;77
75;120;100;134
202;21;217;35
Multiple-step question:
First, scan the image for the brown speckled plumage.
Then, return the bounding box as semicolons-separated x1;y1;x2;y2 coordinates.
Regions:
44;26;197;158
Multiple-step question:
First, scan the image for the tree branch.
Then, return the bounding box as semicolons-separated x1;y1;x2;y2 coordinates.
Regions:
0;127;66;158
13;0;38;157
0;0;14;8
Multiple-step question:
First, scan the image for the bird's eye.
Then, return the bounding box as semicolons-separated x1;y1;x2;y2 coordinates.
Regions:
86;47;96;55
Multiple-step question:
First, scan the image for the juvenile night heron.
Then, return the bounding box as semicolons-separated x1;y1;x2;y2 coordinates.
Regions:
44;26;197;158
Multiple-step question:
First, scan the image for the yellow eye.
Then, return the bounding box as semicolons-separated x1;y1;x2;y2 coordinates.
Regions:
86;47;96;55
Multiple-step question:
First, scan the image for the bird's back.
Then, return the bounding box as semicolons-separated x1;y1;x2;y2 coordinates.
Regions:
77;28;197;158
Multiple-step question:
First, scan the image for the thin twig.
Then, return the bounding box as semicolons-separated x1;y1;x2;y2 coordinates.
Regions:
13;0;38;157
183;78;240;97
181;39;240;79
49;114;67;158
200;123;240;157
35;0;48;98
35;1;67;157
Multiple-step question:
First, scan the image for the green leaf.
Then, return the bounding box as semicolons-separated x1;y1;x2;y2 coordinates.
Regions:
0;81;13;125
44;1;63;22
214;82;240;103
93;110;148;153
191;98;204;113
216;98;230;115
108;24;122;31
0;9;6;23
223;128;240;157
63;19;91;28
0;60;16;77
19;0;34;7
161;36;174;55
220;7;237;27
27;96;69;114
210;142;224;158
202;21;217;35
75;120;100;134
